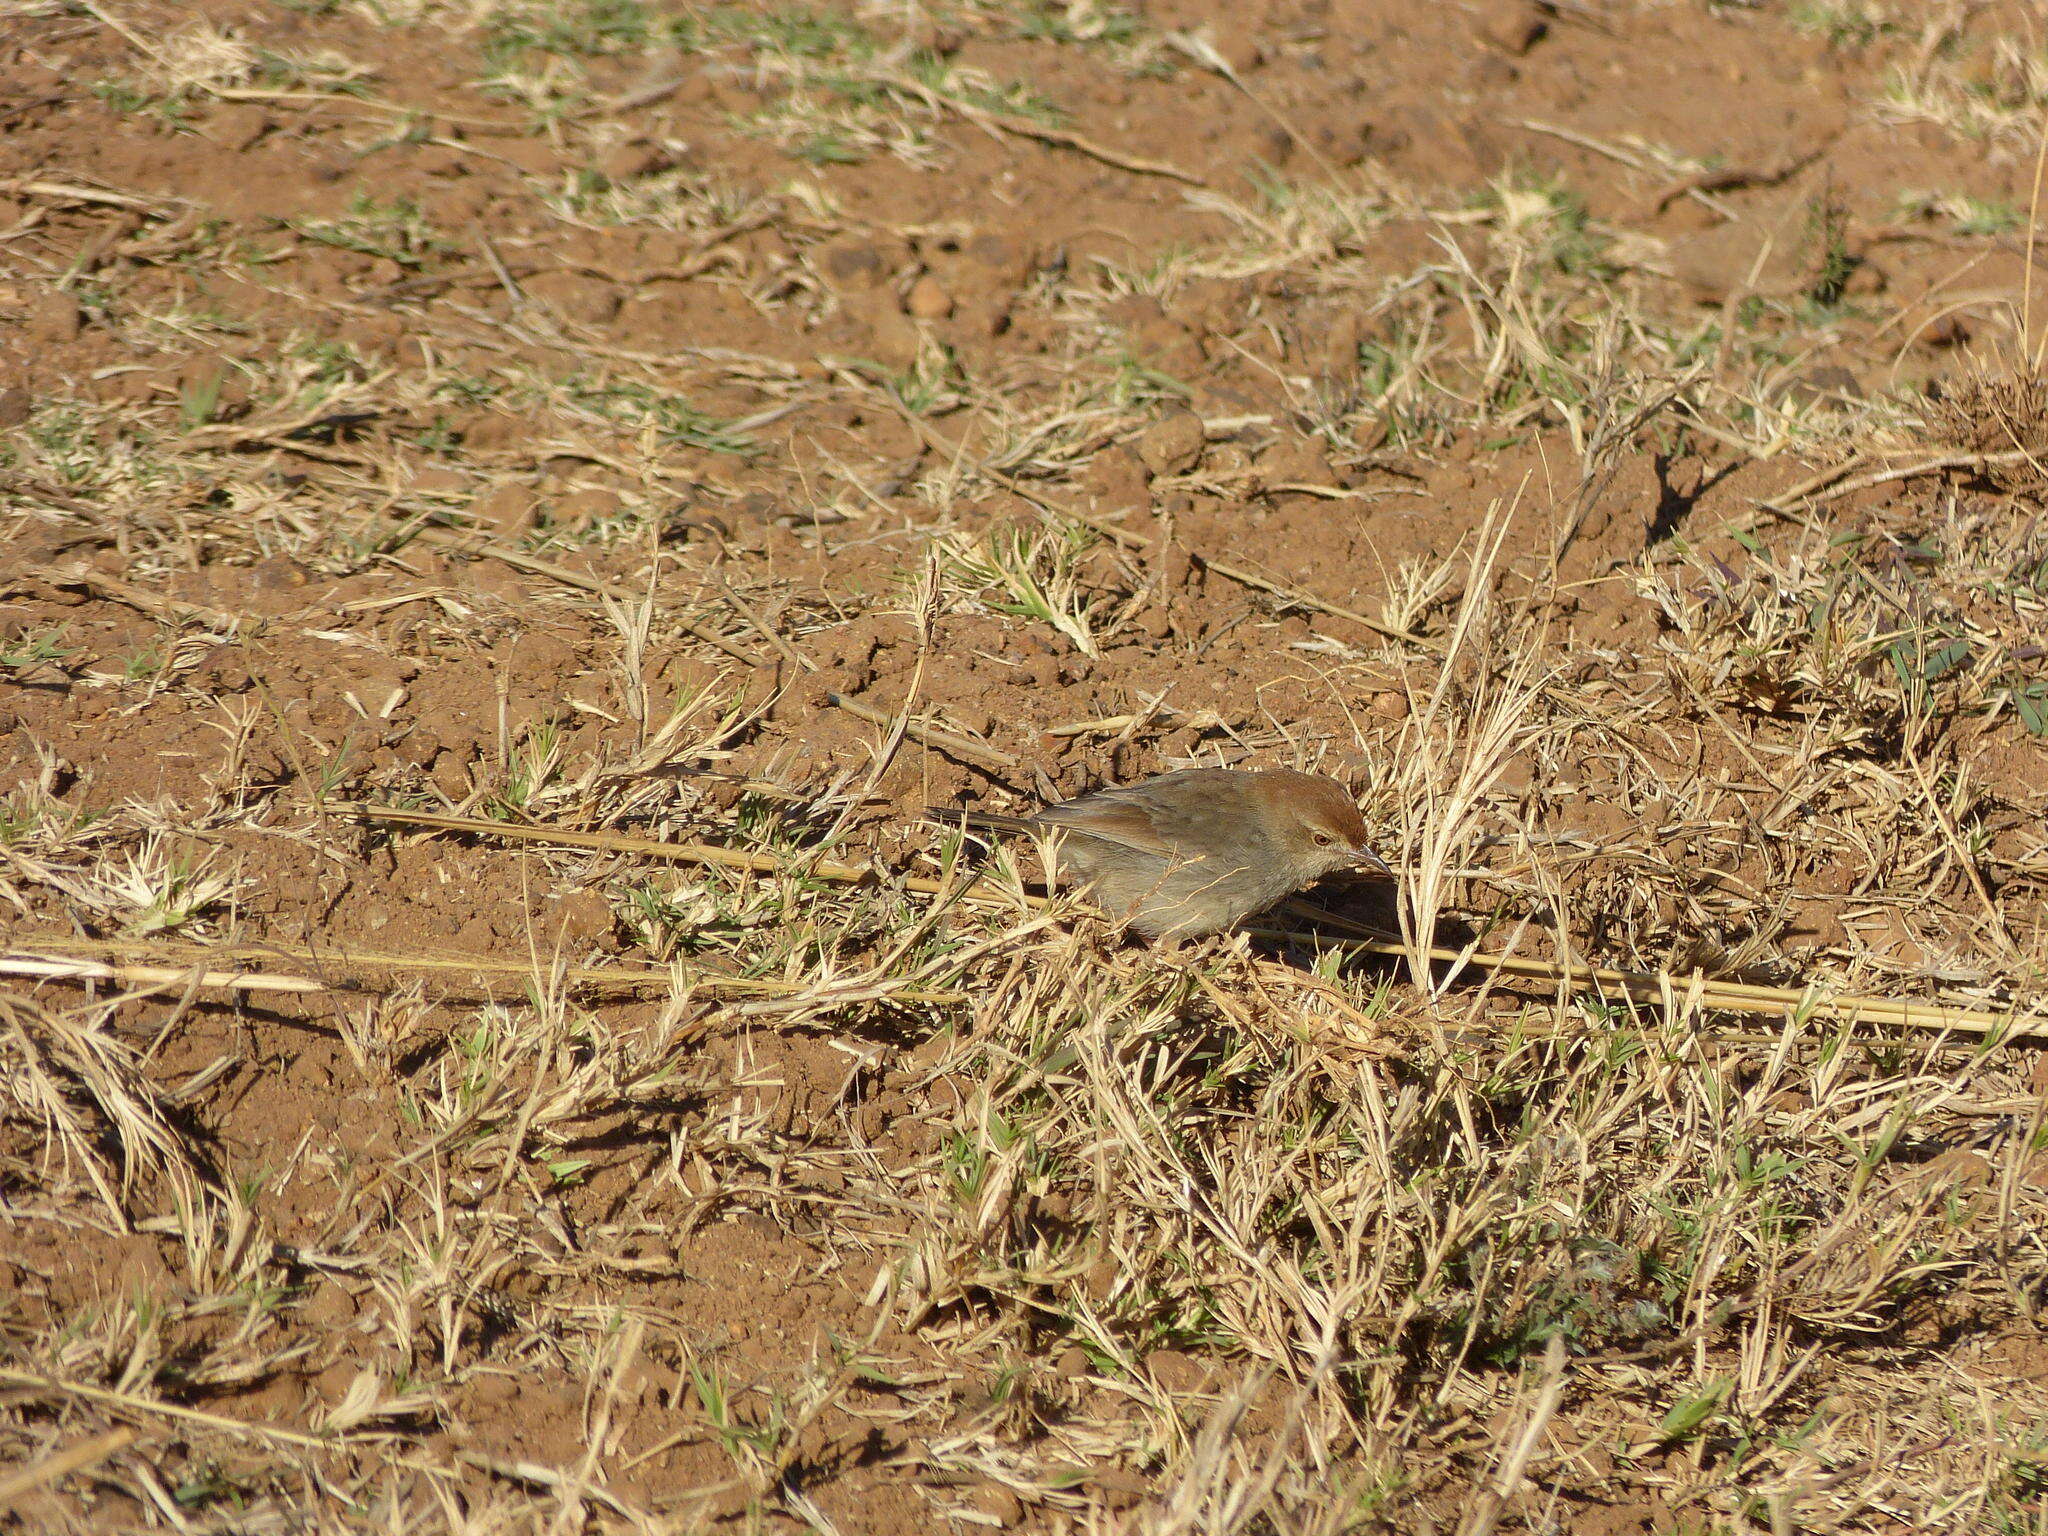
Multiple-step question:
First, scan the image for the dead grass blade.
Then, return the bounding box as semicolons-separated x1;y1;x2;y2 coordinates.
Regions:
785;62;1208;187
3;936;969;1006
349;803;1044;909
0;990;198;1226
1759;447;2037;517
0;1426;138;1506
0;1368;328;1450
827;690;1019;773
1263;913;2028;1036
0;952;324;995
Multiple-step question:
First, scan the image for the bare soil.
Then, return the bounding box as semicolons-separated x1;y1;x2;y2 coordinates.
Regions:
6;0;2048;1532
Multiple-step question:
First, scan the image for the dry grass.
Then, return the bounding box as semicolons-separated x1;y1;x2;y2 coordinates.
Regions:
7;1;2048;1533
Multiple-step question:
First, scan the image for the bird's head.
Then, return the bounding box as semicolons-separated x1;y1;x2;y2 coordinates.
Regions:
1262;771;1397;880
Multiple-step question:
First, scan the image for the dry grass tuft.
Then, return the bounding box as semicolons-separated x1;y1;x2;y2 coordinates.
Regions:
1918;360;2048;488
8;0;2048;1530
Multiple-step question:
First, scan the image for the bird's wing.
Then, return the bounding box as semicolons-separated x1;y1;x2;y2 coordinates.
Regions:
1032;795;1180;858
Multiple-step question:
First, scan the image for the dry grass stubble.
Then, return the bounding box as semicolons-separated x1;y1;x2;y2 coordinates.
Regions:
8;0;2048;1530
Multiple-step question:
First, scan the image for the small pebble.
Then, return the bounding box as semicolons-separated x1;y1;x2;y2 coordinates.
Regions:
1482;7;1549;55
904;275;954;320
1136;411;1205;477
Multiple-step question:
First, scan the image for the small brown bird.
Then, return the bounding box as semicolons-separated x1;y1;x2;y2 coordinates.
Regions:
935;767;1394;942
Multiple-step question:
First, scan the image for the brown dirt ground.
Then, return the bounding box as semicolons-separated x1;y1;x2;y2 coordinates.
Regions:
6;0;2048;1532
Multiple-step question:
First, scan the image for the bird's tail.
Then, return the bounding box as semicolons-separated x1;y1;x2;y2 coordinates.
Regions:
923;806;1041;838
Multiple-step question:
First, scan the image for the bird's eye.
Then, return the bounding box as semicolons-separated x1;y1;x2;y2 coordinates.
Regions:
1312;830;1336;847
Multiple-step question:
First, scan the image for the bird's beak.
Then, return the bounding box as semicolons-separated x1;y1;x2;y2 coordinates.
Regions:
1351;844;1396;878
